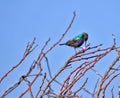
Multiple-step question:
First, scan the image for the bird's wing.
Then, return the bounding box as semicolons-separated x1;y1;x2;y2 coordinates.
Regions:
66;39;78;46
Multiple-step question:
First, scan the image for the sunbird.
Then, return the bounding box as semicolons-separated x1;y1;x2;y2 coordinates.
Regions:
59;32;88;48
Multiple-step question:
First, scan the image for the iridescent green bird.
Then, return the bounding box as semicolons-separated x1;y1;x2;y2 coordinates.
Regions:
59;32;88;48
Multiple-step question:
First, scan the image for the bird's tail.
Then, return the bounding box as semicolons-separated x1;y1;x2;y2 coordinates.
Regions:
59;43;66;46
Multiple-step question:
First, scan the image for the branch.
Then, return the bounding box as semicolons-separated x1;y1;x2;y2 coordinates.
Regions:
96;50;120;98
0;38;37;83
40;11;76;97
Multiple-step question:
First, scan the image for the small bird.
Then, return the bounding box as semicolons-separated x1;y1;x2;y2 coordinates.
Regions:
59;32;88;48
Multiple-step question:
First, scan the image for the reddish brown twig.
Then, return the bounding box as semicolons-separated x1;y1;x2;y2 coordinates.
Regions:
39;11;76;97
0;38;37;83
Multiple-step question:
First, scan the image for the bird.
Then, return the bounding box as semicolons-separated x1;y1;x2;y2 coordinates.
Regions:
59;32;88;48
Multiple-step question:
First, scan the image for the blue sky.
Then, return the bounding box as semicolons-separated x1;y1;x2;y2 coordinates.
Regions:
0;0;120;98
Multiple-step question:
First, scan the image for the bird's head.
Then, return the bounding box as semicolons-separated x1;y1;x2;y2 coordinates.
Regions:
82;32;88;41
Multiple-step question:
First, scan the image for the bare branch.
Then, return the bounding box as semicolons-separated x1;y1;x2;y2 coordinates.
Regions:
111;86;114;98
0;38;37;83
96;50;120;98
39;11;76;97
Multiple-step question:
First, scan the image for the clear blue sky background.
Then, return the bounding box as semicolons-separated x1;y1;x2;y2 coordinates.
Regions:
0;0;120;98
